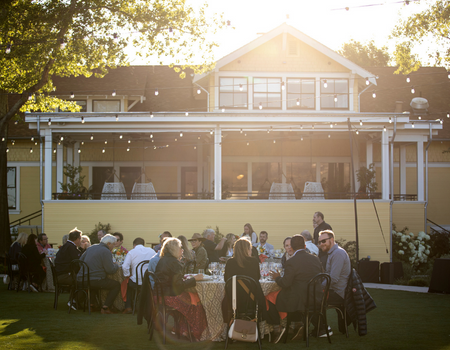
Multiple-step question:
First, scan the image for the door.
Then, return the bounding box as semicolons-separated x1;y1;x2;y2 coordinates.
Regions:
181;167;197;199
93;167;113;199
120;167;142;199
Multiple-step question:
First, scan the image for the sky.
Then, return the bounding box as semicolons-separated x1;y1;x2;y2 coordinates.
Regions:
129;0;431;65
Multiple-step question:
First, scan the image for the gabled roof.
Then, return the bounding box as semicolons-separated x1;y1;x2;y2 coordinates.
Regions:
194;22;377;85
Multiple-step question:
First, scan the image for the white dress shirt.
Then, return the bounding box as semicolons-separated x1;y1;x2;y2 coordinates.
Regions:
122;245;156;284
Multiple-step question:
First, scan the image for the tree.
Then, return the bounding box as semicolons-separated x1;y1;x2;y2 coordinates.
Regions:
0;0;225;255
338;39;392;67
392;0;450;74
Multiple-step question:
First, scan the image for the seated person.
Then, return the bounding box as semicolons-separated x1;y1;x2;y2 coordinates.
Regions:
113;232;128;253
36;233;52;254
268;235;323;342
280;236;294;268
79;235;91;254
202;229;226;263
153;231;172;253
188;233;208;273
178;235;195;274
219;233;236;259
77;234;120;314
155;237;205;340
62;234;69;246
21;233;46;292
253;230;274;257
54;228;82;286
301;230;319;256
9;232;28;263
242;223;258;244
122;237;156;314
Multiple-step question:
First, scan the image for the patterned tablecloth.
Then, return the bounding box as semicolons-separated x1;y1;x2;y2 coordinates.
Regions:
193;279;280;341
105;267;126;311
43;257;55;292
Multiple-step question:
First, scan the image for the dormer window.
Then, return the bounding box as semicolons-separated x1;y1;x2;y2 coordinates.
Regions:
253;77;282;109
219;77;248;109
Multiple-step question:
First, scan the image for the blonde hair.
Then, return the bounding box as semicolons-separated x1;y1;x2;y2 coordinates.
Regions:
160;237;181;257
178;235;194;261
13;232;28;246
233;238;252;268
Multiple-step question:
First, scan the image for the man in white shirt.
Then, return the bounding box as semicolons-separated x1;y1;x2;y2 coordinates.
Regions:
253;231;274;256
122;237;156;314
301;230;319;256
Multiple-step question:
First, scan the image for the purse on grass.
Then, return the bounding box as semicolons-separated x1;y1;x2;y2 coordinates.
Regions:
228;275;259;342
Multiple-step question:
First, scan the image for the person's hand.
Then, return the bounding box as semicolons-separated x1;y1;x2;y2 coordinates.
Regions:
194;273;203;281
269;270;280;280
43;249;48;255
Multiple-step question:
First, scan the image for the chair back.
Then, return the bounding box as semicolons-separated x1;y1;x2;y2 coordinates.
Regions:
224;275;260;321
148;271;164;305
183;259;195;274
17;252;29;276
305;273;331;314
135;260;150;286
70;259;90;289
47;258;58;287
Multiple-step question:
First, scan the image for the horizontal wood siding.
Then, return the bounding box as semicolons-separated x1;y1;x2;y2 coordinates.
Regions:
44;200;391;263
392;202;425;234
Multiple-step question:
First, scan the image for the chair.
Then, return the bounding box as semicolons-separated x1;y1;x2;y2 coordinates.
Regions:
132;260;150;315
327;301;349;338
5;253;20;291
48;258;72;310
17;252;31;293
182;260;195;275
150;271;193;344
69;259;97;315
302;182;325;200
140;271;157;340
224;275;262;350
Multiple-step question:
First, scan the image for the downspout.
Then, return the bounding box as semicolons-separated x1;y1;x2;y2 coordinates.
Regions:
389;116;397;262
425;124;432;233
193;82;209;112
358;84;372;112
38;116;44;232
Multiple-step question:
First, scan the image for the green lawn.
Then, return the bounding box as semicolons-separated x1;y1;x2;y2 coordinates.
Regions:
0;286;449;350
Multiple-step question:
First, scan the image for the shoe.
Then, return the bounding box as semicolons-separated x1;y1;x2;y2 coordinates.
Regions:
67;301;77;311
291;325;304;341
318;326;333;338
101;307;115;314
30;284;39;293
273;327;286;344
122;307;133;314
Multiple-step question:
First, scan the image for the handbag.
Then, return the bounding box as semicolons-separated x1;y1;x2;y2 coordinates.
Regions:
228;275;259;342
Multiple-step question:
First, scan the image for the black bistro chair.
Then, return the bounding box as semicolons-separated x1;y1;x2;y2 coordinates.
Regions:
224;275;262;350
17;252;31;293
48;258;72;310
132;259;150;315
6;253;20;291
69;259;98;315
150;271;193;344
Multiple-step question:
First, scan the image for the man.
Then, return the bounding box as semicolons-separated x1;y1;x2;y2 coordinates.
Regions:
113;232;128;253
97;229;106;242
318;230;351;334
122;238;156;314
313;211;332;267
202;228;226;263
301;230;319;256
269;235;323;342
153;231;172;252
78;234;120;314
54;228;82;286
36;233;51;254
253;231;274;256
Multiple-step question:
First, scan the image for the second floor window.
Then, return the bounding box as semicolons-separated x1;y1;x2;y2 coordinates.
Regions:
253;78;282;109
93;100;121;112
219;77;248;109
7;167;16;209
320;79;349;109
287;78;315;109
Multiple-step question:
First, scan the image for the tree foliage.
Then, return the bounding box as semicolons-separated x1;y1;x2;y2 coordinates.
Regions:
338;39;392;67
0;0;225;255
392;0;450;74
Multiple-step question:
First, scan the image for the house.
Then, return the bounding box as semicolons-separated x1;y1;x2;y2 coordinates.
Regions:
7;24;448;262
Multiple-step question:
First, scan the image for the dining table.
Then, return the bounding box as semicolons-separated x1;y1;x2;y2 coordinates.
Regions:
191;277;281;342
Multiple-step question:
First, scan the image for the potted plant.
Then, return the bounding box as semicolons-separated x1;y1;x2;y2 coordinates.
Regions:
356;163;378;198
58;165;89;199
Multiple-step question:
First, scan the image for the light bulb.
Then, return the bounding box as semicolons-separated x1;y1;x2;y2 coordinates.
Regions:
81;141;84;145
240;129;243;134
5;43;11;54
150;133;153;139
70;92;74;98
301;137;303;141
334;94;337;102
447;112;449;118
102;148;105;153
6;147;9;152
210;129;213;135
127;147;130;152
328;134;331;138
360;120;363;126
29;148;33;153
115;114;119;121
78;148;81;153
412;122;415;128
330;124;333;128
323;80;327;88
259;103;262;110
60;136;64;141
296;98;300;106
389;117;392;123
383;126;387;132
90;134;93;140
356;130;359;135
365;78;369;86
150;111;154;118
273;140;276;143
197;88;201;95
11;140;15;145
104;140;107;144
372;91;376;98
81;117;85;124
53;148;56;153
418;116;421;120
185;111;189;116
119;135;123;139
194;146;197;150
48;118;51;126
247;142;249;146
31;137;34;142
222;108;225;113
406;75;410;83
180;132;183;137
411;86;415;94
155;89;159;96
34;142;37;146
128;139;131;143
239;84;243;91
281;81;285;90
112;89;116;96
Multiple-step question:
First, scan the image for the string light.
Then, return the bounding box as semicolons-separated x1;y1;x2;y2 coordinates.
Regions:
1;137;4;142
447;112;449;118
11;140;15;145
328;134;331;138
365;78;369;86
81;141;84;145
53;148;56;153
300;125;303;129
389;117;392;123
115;114;119;121
259;102;262;110
323;80;327;88
6;147;9;153
281;82;285;90
70;92;74;98
301;137;303;141
119;134;123;139
311;125;314;129
360;120;363;126
60;39;65;49
406;75;410;83
411;86;415;94
90;134;94;140
180;132;183;137
102;148;105;153
78;148;81;153
418;116;421;120
127;147;130;151
244;133;247;137
222;108;225;112
273;140;276;143
14;120;18;125
175;138;178;142
440;119;443;124
185;111;189;116
267;129;270;134
128;139;131;143
150;111;154;118
5;43;11;54
240;129;243;134
197;88;201;95
296;98;300;106
81;117;85;123
198;135;201;140
383;126;387;132
372;91;376;98
194;146;197;150
150;133;153;139
247;142;249;146
356;130;359;135
31;137;34;142
210;129;213;135
29;147;33;153
239;84;243;91
412;122;415;128
104;140;107;144
155;89;159;96
112;89;116;96
60;136;64;141
330;123;333;128
35;141;38;145
334;94;337;102
48;118;51;126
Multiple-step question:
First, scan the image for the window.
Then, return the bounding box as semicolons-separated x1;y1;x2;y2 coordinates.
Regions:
219;77;248;109
74;100;87;112
320;79;349;109
285;162;316;192
253;78;282;109
287;78;315;109
7;167;16;209
222;163;248;193
93;100;120;112
320;163;351;198
252;162;282;193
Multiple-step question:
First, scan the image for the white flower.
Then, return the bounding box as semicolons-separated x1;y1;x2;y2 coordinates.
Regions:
418;231;425;238
398;250;404;255
425;234;430;240
409;232;414;237
401;236;407;242
425;249;430;255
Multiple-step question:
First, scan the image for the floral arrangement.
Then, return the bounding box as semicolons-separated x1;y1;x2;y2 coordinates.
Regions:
112;248;127;265
393;229;431;273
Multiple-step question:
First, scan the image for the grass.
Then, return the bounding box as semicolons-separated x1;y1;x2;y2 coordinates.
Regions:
0;286;450;350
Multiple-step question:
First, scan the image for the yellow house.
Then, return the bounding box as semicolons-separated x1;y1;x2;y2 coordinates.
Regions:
8;24;448;264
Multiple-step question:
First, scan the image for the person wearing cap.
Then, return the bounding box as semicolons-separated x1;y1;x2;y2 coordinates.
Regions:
188;233;208;273
301;230;319;256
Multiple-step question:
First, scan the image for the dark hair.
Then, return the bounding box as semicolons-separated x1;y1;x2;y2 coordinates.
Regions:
113;232;124;242
26;233;37;246
37;233;47;242
315;211;324;220
283;236;292;246
233;238;252;268
133;237;145;246
291;235;305;251
260;230;268;237
319;230;335;240
68;228;82;242
162;231;172;238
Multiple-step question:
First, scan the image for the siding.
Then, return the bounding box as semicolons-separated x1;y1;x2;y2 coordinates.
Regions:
392;202;425;234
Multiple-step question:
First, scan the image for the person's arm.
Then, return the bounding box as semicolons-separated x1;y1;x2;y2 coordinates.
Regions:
215;237;226;251
327;251;345;289
170;259;196;291
274;258;295;288
102;249;119;275
251;232;257;244
195;247;207;269
122;251;132;277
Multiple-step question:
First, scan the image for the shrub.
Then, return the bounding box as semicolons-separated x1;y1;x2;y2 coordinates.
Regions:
336;238;357;270
407;278;429;287
89;222;111;244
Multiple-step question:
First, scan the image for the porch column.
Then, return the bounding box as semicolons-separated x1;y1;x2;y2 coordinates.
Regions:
214;126;222;200
247;162;252;197
66;145;73;167
197;141;203;193
56;143;64;192
381;130;390;200
417;141;424;201
399;145;406;196
73;141;80;168
366;140;373;168
44;129;53;200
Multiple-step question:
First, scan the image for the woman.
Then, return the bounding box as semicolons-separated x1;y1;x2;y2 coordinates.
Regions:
178;235;195;274
242;223;258;244
79;235;91;254
220;233;236;258
188;233;208;273
113;232;128;253
21;233;46;292
280;236;294;268
9;232;28;263
155;237;205;341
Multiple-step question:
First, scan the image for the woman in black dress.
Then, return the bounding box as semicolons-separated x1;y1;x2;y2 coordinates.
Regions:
21;233;46;291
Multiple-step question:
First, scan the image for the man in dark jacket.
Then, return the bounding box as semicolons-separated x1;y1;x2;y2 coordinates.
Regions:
313;211;332;268
54;228;82;285
269;235;323;342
